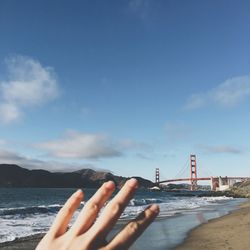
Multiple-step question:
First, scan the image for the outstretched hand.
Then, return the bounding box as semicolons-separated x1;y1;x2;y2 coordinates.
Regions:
36;179;159;250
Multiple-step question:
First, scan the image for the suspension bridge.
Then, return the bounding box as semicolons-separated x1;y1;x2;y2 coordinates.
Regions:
155;155;250;191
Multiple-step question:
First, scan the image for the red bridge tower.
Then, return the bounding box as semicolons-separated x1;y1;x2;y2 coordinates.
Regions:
155;168;160;185
190;154;197;190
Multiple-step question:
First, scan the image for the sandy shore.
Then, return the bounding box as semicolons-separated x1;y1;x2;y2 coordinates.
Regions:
0;234;43;250
175;201;250;250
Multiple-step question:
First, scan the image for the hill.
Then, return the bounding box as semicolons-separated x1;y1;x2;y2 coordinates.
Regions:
202;180;250;198
0;164;153;189
228;180;250;198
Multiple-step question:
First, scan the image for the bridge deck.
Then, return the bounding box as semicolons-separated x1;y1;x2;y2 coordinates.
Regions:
159;177;210;184
158;177;250;184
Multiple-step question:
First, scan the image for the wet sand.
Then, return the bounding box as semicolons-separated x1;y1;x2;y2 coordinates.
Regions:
0;234;43;250
175;202;250;250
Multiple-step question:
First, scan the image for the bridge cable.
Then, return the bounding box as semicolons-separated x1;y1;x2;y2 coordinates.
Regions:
174;158;190;179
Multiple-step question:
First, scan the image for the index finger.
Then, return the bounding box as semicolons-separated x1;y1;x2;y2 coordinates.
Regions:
49;189;83;237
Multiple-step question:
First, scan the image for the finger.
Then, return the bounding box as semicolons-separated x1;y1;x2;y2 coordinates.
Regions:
49;189;83;238
69;181;115;236
108;204;159;250
85;178;138;242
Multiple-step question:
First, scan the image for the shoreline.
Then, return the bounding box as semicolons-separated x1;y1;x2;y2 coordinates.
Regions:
174;201;250;250
0;200;249;250
0;234;43;250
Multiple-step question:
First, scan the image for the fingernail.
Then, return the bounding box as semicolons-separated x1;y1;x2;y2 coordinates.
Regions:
150;204;160;213
74;189;83;197
127;178;138;188
105;180;115;190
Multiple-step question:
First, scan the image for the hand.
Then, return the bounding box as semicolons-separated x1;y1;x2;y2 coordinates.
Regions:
36;178;159;250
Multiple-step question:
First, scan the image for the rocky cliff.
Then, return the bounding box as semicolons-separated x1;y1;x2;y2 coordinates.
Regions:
228;180;250;198
206;180;250;198
0;164;153;189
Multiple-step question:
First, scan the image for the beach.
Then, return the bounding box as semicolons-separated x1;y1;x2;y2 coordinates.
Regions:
175;202;250;250
0;234;42;250
0;201;249;250
0;187;248;250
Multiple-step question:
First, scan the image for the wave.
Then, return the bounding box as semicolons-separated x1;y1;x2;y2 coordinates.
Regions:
0;194;236;244
121;195;234;220
200;196;234;202
0;196;232;218
129;198;163;206
128;195;232;207
0;204;62;216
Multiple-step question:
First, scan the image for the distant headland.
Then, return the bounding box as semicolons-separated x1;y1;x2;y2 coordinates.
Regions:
0;164;153;189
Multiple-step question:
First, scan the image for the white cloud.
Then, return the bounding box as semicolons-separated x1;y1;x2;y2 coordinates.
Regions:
35;131;151;160
36;131;122;160
185;75;250;109
184;94;207;110
200;145;242;154
0;55;59;123
212;76;250;106
0;148;103;172
0;149;25;162
0;103;20;122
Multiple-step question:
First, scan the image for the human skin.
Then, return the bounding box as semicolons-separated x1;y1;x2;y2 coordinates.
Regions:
36;178;159;250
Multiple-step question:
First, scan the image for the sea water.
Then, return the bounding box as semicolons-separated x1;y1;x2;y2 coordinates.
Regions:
0;188;246;249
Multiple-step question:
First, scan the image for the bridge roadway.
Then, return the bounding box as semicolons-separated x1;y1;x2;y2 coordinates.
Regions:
158;176;250;184
158;177;210;184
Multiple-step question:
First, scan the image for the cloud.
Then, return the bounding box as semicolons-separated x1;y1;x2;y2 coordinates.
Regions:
0;149;24;162
200;145;242;154
35;131;151;160
0;55;59;123
36;131;122;160
184;75;250;109
0;148;103;172
184;94;207;110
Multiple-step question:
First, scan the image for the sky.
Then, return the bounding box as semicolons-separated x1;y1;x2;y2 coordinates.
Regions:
0;0;249;182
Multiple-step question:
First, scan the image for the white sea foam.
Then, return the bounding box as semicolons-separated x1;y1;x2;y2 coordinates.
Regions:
0;214;53;243
121;196;233;219
0;195;235;243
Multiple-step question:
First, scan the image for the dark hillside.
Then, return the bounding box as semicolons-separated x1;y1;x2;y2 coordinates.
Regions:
0;164;153;188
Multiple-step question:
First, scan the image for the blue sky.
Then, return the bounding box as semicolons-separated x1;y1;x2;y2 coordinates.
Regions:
0;0;249;182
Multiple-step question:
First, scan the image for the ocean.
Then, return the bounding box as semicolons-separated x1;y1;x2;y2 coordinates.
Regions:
0;188;246;249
